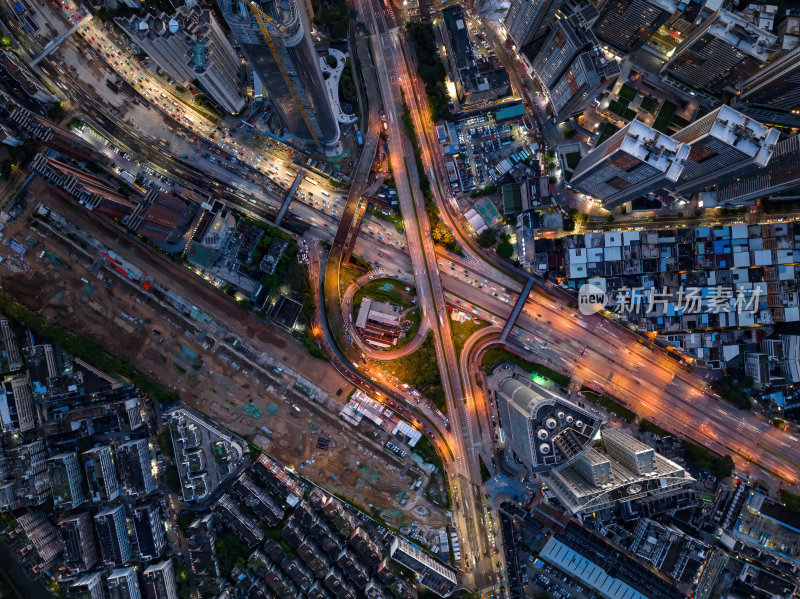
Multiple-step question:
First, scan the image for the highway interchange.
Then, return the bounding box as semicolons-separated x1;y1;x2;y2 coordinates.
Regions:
19;0;800;594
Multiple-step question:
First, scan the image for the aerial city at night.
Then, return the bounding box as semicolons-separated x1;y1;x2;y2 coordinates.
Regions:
0;0;798;596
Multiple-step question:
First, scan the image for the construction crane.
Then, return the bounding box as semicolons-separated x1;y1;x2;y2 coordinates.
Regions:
242;0;286;33
241;0;322;147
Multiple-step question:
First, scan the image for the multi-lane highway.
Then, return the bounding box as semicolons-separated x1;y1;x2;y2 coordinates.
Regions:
27;0;800;592
353;0;500;590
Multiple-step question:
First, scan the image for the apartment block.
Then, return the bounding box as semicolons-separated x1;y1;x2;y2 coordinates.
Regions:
187;513;223;595
9;440;51;506
715;135;800;205
441;5;510;108
95;504;132;566
69;572;105;599
672;105;779;195
133;502;166;561
570;119;689;208
143;559;179;599
116;6;245;114
58;512;100;573
47;452;87;510
389;537;458;597
82;445;120;503
116;438;157;498
593;0;677;52
662;9;777;95
738;46;800;127
107;566;143;599
0;320;23;373
504;0;565;49
0;374;37;432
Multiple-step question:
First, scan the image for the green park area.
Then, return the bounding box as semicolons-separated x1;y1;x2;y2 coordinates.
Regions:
618;83;637;101
653;101;677;132
780;490;800;513
339;265;362;295
406;21;451;121
565;152;582;170
596;122;619;144
396;308;422;349
481;347;570;387
639;96;658;112
374;333;444;410
451;317;488;359
250;223;302;294
369;208;404;232
354;278;415;313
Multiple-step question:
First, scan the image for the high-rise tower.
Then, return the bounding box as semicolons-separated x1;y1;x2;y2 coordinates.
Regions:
569;119;689;208
738;46;800;127
116;6;246;115
527;4;619;121
593;0;677;53
661;9;777;96
672;105;779;194
504;0;565;51
217;0;341;153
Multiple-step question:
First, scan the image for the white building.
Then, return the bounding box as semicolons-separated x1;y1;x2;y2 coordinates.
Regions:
542;427;694;516
107;567;142;599
571;119;689;209
143;559;179;599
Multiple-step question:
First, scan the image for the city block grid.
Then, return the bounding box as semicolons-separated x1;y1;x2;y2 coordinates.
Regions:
0;0;799;597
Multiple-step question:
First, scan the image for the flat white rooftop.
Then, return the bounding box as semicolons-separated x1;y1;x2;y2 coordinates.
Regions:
620;120;689;181
708;106;779;166
711;10;776;61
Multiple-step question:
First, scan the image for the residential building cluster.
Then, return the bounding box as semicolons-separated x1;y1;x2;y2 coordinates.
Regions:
0;316;460;597
569;105;783;209
0;319;184;597
167;407;244;504
209;453;458;597
507;0;800;128
538;222;800;370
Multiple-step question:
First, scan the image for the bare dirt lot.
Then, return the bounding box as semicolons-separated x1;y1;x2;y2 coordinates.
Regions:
0;189;447;529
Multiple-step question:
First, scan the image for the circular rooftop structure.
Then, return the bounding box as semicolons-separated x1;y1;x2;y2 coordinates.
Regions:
494;373;603;473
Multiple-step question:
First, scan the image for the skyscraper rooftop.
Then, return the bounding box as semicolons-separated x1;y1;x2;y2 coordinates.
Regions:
488;365;602;472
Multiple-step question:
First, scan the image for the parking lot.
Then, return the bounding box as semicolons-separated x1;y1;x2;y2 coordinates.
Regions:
455;112;536;190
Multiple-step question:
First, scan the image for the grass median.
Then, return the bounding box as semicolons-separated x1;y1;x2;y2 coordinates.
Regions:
482;347;569;387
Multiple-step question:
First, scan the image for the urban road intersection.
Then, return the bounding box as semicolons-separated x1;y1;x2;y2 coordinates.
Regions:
320;0;800;593
38;1;800;592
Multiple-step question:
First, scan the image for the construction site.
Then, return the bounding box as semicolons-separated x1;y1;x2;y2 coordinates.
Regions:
0;181;449;532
